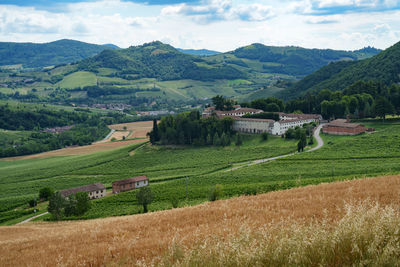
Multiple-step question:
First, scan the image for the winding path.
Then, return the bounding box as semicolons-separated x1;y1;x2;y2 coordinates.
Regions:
16;212;49;225
224;123;325;172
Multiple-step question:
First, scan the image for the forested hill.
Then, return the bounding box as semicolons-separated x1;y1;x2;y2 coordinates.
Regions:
0;39;118;69
284;41;400;98
78;41;246;81
204;43;381;78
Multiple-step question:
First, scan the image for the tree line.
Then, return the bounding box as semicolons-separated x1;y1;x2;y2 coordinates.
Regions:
284;81;400;120
148;111;235;146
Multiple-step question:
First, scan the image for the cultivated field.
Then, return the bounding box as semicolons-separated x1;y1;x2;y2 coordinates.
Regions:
2;139;147;160
1;175;399;266
108;120;153;139
2;120;400;225
1;121;152;160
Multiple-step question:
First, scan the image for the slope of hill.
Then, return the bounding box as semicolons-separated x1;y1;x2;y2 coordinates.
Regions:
205;43;380;78
1;175;399;266
0;41;381;108
0;39;118;69
178;48;220;56
286;41;400;97
78;41;245;81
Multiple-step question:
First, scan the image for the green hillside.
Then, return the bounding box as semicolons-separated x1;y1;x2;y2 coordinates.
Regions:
206;43;379;78
0;39;118;69
78;41;245;81
0;41;381;109
285;41;400;98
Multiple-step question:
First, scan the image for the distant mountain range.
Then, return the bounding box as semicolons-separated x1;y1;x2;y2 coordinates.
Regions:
0;39;118;69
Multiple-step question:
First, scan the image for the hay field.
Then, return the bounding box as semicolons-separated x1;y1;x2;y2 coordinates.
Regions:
2;139;146;160
1;175;399;266
2;121;152;160
109;120;153;139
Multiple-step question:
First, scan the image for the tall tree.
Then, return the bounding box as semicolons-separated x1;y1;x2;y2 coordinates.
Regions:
136;187;154;213
374;97;394;120
48;192;66;220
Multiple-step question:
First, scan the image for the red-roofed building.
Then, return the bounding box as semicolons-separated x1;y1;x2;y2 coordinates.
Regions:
322;119;366;135
112;176;149;194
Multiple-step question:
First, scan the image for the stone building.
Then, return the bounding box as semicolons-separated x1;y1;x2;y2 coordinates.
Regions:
59;183;106;200
112;176;149;194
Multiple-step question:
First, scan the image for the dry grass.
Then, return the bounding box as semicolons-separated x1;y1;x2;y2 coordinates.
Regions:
2;139;147;160
96;131;131;143
1;175;400;266
109;121;153;139
2;121;153;160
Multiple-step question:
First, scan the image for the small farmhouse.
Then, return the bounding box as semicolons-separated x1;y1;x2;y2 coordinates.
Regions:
322;119;366;135
112;176;149;194
59;183;106;200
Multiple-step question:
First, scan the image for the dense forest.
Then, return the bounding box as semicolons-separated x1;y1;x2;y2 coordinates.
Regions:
283;81;400;120
285;40;400;97
148;111;235;146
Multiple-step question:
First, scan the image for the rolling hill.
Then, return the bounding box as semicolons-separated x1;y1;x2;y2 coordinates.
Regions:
285;41;400;98
78;41;245;81
0;40;381;108
0;39;118;69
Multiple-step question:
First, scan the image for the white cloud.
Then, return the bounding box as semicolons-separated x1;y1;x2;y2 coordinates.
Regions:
161;0;274;23
0;0;399;52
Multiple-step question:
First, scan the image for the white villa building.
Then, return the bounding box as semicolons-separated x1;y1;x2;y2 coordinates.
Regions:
204;106;321;136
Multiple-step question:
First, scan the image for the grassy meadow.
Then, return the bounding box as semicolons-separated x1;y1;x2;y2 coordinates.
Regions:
1;119;400;224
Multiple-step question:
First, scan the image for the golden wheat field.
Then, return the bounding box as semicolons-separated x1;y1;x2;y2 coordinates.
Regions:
109;121;153;139
1;175;400;266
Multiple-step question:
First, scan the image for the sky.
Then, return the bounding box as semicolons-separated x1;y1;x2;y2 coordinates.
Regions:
0;0;399;52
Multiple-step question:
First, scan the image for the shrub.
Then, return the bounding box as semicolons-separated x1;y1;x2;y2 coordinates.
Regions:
235;133;243;146
170;195;179;208
208;184;223;202
261;132;268;141
39;187;54;201
28;198;37;208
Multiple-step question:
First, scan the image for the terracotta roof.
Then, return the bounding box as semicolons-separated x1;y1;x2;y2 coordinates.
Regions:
59;183;105;197
325;119;363;129
112;176;148;186
280;113;322;119
213;108;263;115
234;117;275;123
